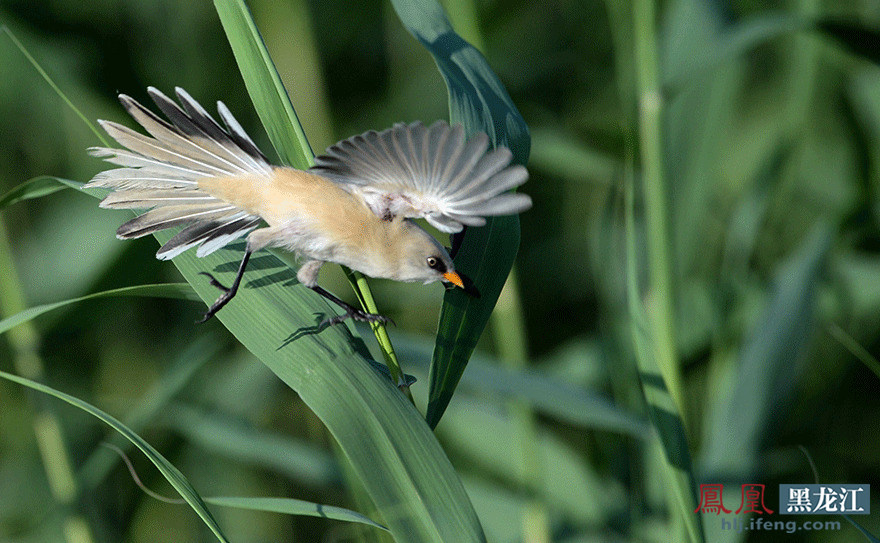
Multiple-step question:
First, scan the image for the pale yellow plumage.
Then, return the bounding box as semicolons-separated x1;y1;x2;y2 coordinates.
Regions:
85;87;530;325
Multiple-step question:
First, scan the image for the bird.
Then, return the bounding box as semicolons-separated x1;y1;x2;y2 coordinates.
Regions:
84;87;531;326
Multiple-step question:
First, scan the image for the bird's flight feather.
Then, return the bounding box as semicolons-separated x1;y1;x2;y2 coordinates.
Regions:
310;121;530;233
84;87;268;260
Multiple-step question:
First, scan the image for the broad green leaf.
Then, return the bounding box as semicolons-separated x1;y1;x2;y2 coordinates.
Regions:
145;237;483;541
204;496;387;532
0;284;198;335
0;370;230;543
212;0;312;168
0;176;81;209
388;0;531;429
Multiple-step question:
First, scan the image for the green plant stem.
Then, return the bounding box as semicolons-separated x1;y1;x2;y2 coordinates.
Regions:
0;218;95;543
625;172;704;543
491;269;550;543
345;269;410;396
632;0;684;416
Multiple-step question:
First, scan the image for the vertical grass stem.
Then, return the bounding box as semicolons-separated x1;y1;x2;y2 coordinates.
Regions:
633;0;685;416
0;219;96;543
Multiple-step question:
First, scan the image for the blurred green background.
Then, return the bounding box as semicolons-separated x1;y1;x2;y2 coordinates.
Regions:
3;0;880;541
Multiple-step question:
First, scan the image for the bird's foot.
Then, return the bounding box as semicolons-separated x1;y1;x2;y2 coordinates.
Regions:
322;309;395;328
196;272;233;323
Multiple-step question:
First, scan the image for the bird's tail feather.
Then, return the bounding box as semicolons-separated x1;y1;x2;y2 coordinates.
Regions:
84;87;269;259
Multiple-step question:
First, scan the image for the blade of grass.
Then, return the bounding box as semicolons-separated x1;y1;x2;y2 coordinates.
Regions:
631;5;702;536
700;224;831;477
827;323;880;380
0;177;81;209
103;441;382;530
0;218;95;543
204;496;387;532
211;0;312;168
0;284;198;335
625;174;704;542
388;0;531;429
1;26;108;146
0;370;230;543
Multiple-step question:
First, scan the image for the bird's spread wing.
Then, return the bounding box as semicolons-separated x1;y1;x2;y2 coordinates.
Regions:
310;121;531;233
85;88;268;260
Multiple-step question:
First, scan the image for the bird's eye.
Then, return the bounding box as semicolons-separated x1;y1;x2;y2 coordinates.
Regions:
427;256;441;270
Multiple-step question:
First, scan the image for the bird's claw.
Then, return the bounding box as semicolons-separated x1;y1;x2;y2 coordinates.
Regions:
197;295;230;324
199;271;229;292
322;309;395;328
196;272;235;323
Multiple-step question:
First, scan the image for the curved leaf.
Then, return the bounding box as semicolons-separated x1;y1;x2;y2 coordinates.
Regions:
0;176;81;210
0;370;230;543
0;284;198;335
388;0;531;429
205;496;387;532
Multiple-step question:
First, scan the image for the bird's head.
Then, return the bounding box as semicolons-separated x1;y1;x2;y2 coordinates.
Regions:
390;220;480;297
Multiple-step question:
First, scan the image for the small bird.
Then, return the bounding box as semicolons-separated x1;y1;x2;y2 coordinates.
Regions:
85;87;531;325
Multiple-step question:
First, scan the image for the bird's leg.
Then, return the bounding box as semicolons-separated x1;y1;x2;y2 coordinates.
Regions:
197;250;252;323
308;285;394;327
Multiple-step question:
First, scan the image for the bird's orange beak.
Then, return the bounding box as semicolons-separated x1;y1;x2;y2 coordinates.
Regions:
443;271;465;289
443;270;481;298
